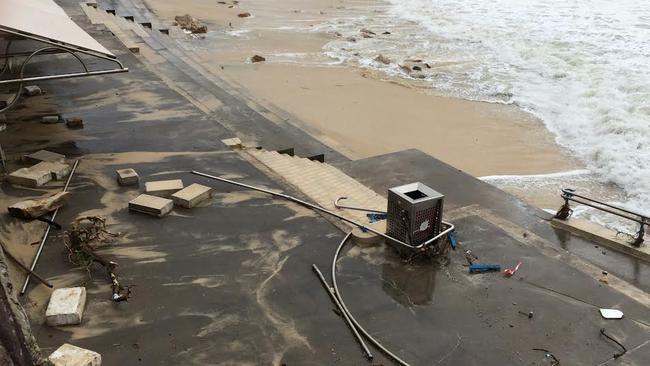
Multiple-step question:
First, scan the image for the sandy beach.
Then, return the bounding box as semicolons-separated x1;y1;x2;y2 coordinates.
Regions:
142;0;582;208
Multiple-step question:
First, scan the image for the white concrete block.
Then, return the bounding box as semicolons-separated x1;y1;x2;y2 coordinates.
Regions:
116;168;139;186
42;115;61;124
172;183;212;208
23;149;66;164
31;161;71;180
49;343;101;366
8;167;52;187
145;179;184;198
45;287;86;326
129;194;173;217
221;137;242;149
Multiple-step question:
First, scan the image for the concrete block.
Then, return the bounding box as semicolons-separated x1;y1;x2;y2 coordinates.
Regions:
23;149;65;164
221;137;242;149
8;167;52;187
49;343;101;366
31;161;71;180
145;179;184;198
116;168;139;186
66;117;84;129
45;287;86;326
42;115;62;124
129;194;173;217
172;183;212;208
23;85;42;96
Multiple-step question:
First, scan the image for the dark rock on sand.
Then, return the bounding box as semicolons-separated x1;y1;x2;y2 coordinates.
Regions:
238;12;251;18
174;14;207;33
374;54;391;65
250;55;266;63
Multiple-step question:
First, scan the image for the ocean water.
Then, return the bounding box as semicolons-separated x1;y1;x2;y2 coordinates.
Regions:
316;0;650;221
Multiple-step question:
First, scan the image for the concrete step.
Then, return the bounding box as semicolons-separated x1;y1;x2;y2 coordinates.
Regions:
246;148;387;228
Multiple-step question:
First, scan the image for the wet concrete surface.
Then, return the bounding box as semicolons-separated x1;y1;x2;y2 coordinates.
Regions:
337;149;650;293
0;2;648;365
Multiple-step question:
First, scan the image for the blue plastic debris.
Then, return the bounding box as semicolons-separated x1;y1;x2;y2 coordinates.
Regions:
469;263;501;273
366;212;387;223
448;231;458;250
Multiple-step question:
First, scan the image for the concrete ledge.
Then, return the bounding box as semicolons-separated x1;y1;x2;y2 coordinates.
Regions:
552;218;650;262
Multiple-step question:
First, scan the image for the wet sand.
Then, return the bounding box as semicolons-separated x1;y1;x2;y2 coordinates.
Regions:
144;0;577;173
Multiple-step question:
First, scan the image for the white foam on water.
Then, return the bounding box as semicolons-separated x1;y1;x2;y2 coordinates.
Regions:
316;0;650;221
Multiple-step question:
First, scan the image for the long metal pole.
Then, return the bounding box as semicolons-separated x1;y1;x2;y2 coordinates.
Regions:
0;69;129;86
312;264;373;360
191;171;454;250
331;233;411;366
20;160;79;295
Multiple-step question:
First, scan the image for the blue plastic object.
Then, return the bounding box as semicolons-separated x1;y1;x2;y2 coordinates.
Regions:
448;231;458;250
366;213;388;223
469;263;501;273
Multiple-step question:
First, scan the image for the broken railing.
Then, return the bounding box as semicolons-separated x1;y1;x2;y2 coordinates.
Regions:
555;188;647;246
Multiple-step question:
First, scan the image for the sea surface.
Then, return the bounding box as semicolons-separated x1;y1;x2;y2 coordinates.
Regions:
315;0;650;227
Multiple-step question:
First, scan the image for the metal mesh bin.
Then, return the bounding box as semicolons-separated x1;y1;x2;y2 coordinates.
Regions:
386;182;444;247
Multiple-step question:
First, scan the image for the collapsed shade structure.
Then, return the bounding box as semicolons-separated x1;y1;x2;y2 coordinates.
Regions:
0;0;128;112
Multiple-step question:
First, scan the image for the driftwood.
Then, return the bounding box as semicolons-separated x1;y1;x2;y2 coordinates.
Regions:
63;216;131;302
8;192;69;220
0;242;52;288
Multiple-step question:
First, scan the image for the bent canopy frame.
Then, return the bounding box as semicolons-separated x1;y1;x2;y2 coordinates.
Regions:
0;0;128;112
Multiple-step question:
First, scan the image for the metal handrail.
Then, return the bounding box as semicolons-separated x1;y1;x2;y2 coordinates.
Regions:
555;188;646;246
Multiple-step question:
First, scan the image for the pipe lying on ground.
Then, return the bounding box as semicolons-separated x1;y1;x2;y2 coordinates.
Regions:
0;242;53;288
312;264;373;360
20;159;79;295
191;171;454;250
332;232;411;366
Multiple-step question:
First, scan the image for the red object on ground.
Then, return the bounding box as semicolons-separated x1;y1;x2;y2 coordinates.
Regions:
504;261;522;277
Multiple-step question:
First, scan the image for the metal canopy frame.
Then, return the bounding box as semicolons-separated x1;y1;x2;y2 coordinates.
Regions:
0;25;128;113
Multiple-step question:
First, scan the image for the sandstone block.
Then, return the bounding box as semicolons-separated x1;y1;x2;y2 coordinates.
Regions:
145;179;183;198
32;161;71;180
116;168;139;186
23;149;65;164
129;194;173;217
172;183;212;208
42;115;61;124
8;167;52;187
45;287;86;326
221;137;242;149
49;343;101;366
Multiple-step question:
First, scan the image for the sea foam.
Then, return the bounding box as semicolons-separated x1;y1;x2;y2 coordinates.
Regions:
317;0;650;220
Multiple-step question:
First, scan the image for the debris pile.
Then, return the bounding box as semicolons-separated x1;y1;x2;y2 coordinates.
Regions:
174;14;207;34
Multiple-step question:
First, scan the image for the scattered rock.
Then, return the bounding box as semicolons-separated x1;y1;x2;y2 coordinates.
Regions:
346;36;357;43
218;1;226;4
65;117;84;129
41;115;61;124
360;28;376;35
23;85;42;97
116;168;139;186
145;179;184;198
333;31;342;37
23;149;65;164
49;343;101;366
129;194;174;217
8;192;69;220
174;14;207;34
382;31;391;35
250;55;266;63
399;64;411;73
8;167;52;187
238;12;251;18
374;54;391;65
412;65;422;71
172;183;212;208
45;287;86;326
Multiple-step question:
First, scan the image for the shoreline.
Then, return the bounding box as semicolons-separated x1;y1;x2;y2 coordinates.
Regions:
143;0;584;209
